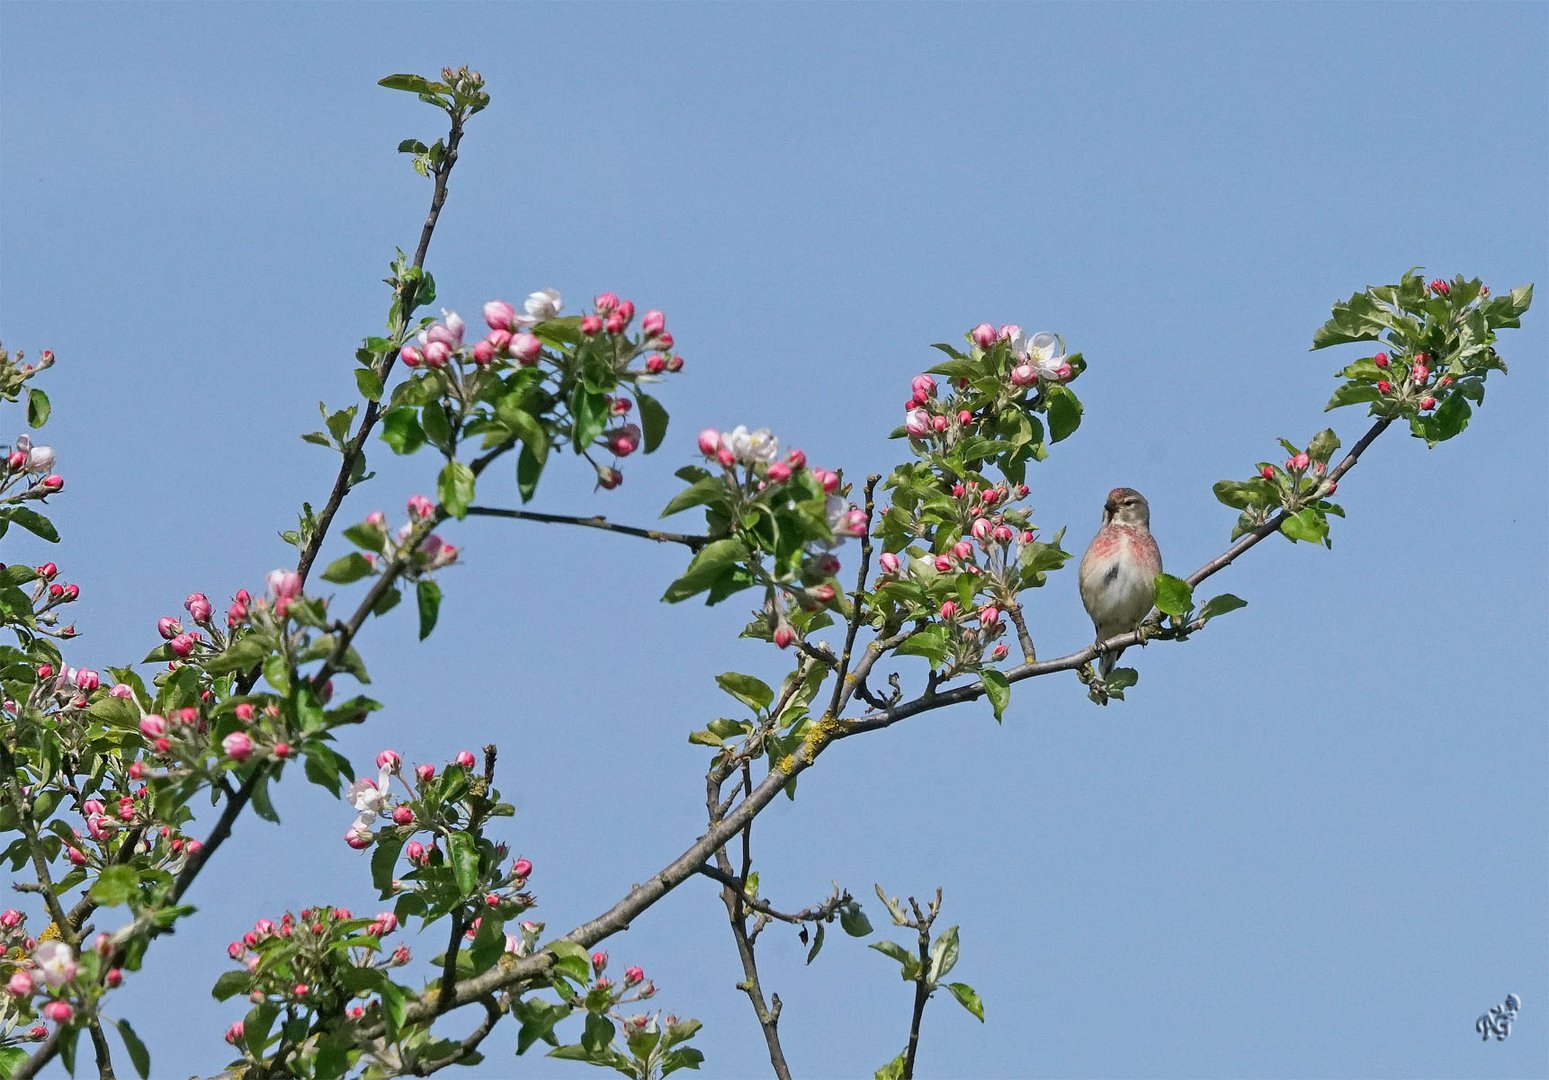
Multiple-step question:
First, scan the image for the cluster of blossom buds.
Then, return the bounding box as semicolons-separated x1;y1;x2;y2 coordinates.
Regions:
1;433;61;494
355;496;460;574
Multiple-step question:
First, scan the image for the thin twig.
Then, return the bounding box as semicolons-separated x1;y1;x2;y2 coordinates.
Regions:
86;1015;117;1080
410;996;502;1075
465;506;709;550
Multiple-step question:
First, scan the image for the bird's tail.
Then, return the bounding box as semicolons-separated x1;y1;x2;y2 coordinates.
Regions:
1098;645;1126;680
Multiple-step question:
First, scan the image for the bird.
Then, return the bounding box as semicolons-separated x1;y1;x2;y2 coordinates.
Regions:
1078;487;1162;679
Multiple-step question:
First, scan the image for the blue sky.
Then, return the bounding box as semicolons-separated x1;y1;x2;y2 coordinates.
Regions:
2;3;1546;1077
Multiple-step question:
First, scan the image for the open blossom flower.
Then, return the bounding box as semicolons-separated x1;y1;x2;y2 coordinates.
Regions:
266;569;302;600
516;288;562;326
904;408;932;438
34;941;77;988
721;425;779;465
25;446;55;473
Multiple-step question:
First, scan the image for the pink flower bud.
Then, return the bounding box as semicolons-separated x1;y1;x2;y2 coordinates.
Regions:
415;763;435;783
817;469;841;493
980;606;1001;627
971;323;997;348
66;847;86;866
905;409;932;438
952;540;974;561
8;971;33;995
1376;380;1391;394
1287;453;1310;472
1419;396;1436;410
991;643;1009;661
625;965;644;985
392;806;413;826
266;569;303;599
344;827;373;850
597;466;623;490
878;552;901;575
1;909;23;930
1413;352;1429;364
767;461;792;482
37;663;53;680
644;353;666;374
5;450;24;471
1324;481;1338;495
605;424;642;457
773;626;795;650
940;600;958;620
424;341;452;368
591;951;608;973
910;375;936;402
510;333;542;365
41;1001;72;1023
1260;465;1275;480
594;292;619;312
642;310;666;337
73;669;99;693
222;732;253;761
169;633;196;658
471;340;496;365
105;967;123;987
580;314;604;336
971;518;993;541
483;300;516;331
993;524;1014;543
1428;278;1450;295
407;494;436;520
225;1021;245;1045
716;446;736;468
399;345;423;367
513;857;533;878
187;596;213;623
376;749;401;770
1411;363;1429;385
665;353;684;372
158;616;181;639
405;841;425;864
616;299;636;323
697;428;721;457
455;750;476;769
1372;351;1390;368
1009;362;1037;387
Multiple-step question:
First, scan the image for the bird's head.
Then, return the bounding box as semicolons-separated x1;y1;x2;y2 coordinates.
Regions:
1102;487;1151;528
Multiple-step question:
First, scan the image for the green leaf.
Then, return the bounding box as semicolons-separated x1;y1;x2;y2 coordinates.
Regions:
321;552;375;585
448;831;480;896
980;668;1010;722
1212;479;1273;511
27;388;50;427
416;579;442;640
355;368;384;403
839;902;872;937
516;443;544;503
1046;386;1082;443
437;460;475;519
661;476;728;518
1324;382;1382;411
1198;593;1248;622
715;672;773;713
947;981;985;1022
89;865;138;907
211;969;250;1001
114;1018;152;1078
546;940;592;984
805;921;826;964
1306;427;1341;464
5;506;58;543
869;940;918;980
636;392;669;453
379;73;433;94
662;538;746;604
380;406;427;455
876;1049;907;1080
1279;507;1329;545
894;625;949;667
662;1047;705;1076
928;925;960;984
1153;573;1193;617
204;635;269;677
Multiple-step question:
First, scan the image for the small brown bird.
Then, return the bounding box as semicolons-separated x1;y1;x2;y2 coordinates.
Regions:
1078;487;1162;678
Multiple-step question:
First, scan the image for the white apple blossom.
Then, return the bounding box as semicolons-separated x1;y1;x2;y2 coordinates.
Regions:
515;288;563;326
34;940;77;988
720;425;779;465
